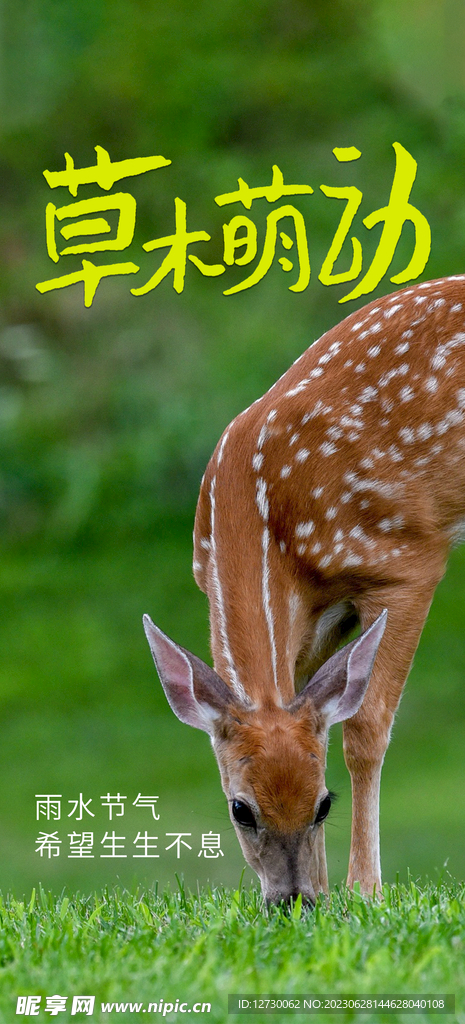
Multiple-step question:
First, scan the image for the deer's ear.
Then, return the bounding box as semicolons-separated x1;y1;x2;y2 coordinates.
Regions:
291;610;387;727
143;615;235;734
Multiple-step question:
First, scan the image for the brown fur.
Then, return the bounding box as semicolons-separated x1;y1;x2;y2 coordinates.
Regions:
215;704;325;834
144;277;465;901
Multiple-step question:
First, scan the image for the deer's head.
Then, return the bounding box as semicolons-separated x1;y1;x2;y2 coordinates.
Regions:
143;610;386;906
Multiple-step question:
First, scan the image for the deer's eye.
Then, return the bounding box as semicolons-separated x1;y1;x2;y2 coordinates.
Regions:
232;799;257;829
314;792;332;825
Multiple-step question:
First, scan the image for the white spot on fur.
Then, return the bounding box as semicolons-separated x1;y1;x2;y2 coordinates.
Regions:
296;521;315;538
436;410;463;435
395;341;410;355
379;364;409;387
217;429;230;465
289;592;301;636
387;444;403;462
209;476;246;701
341;415;363;429
257;425;271;450
256;478;269;520
378;515;404;532
342;552;363;567
327;425;344;440
285;381;310;398
431;352;446;371
261;527;278;692
344;470;402;499
447;409;463;426
399;427;415;444
384;303;403;318
359;386;378;403
320;441;338;456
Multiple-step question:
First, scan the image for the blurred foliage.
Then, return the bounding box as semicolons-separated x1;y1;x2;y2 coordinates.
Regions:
1;0;465;545
0;0;465;895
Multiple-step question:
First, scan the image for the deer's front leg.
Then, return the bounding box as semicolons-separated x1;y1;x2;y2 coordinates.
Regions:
343;570;445;894
311;823;329;895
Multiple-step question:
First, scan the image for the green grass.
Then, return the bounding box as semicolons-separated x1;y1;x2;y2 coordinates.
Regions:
2;880;464;1024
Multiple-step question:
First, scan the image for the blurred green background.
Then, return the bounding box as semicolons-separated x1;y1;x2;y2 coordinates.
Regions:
0;0;465;896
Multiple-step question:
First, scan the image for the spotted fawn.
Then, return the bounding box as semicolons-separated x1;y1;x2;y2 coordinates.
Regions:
144;275;465;904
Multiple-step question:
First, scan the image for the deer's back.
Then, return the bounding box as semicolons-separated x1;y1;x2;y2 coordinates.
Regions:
194;277;465;597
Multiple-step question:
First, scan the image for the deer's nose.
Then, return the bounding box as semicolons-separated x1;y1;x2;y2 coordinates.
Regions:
266;892;315;911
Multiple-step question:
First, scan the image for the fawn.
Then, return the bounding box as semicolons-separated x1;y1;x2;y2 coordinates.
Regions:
144;275;465;905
